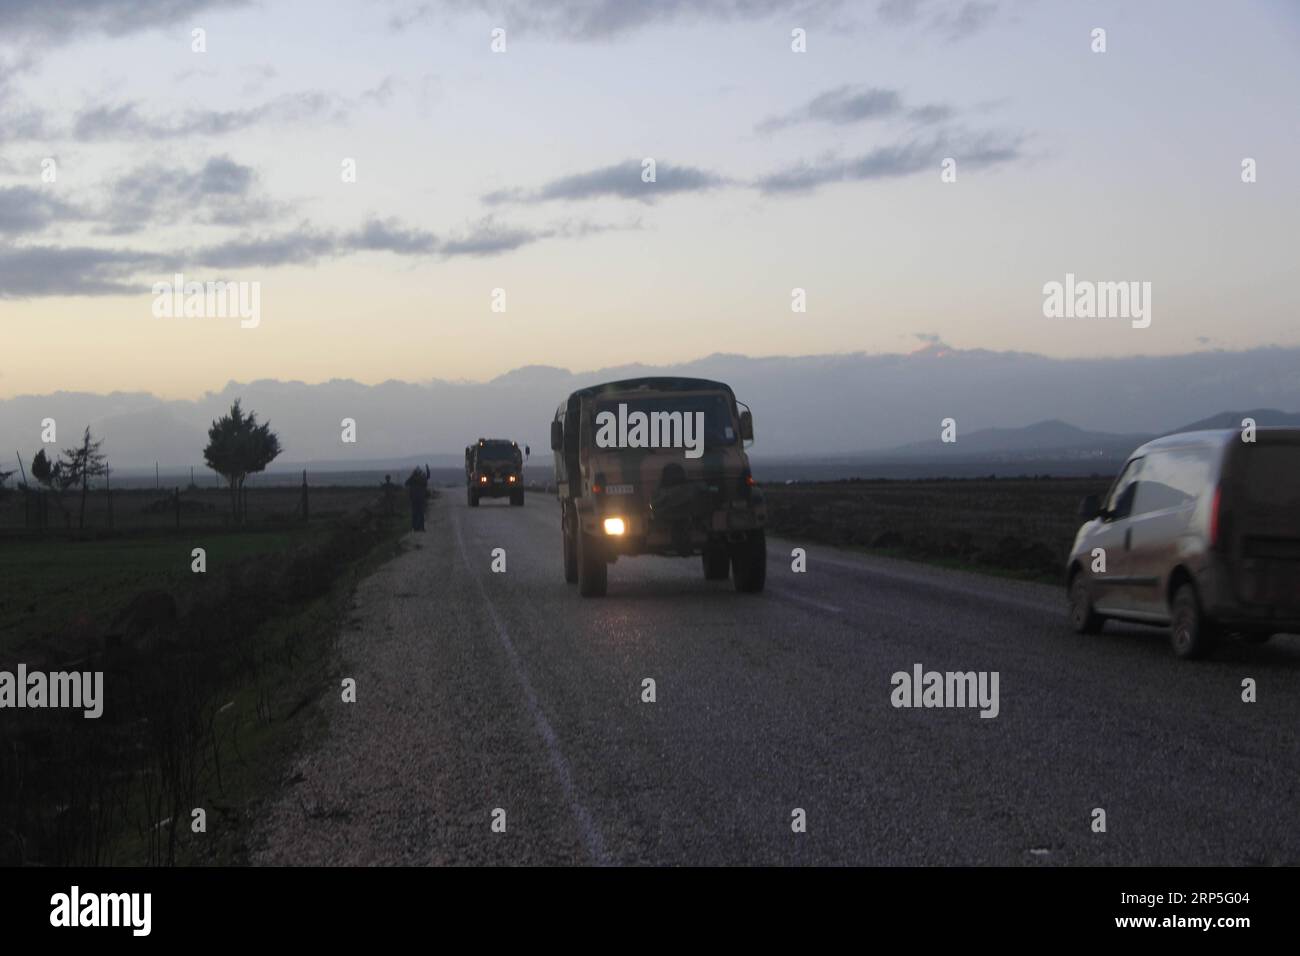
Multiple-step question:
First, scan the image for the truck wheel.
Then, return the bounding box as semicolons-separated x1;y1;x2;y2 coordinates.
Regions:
702;546;730;580
562;513;578;583
577;526;607;597
1170;582;1217;660
510;490;524;507
1068;573;1104;634
731;531;766;593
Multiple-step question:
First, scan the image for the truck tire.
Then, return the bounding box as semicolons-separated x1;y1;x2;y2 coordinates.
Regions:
1170;582;1217;660
703;546;730;580
510;490;524;506
562;513;578;583
577;525;607;597
731;531;766;593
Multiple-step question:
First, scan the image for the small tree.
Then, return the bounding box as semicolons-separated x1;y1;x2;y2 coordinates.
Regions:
31;448;75;525
202;400;282;522
63;426;107;529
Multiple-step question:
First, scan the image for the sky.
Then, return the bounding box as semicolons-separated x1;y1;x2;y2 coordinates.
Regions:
1;0;1298;400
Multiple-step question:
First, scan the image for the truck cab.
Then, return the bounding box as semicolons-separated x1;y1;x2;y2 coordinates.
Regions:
465;438;526;507
550;376;767;597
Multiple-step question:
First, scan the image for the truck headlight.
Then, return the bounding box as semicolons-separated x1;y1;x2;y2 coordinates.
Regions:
603;517;626;536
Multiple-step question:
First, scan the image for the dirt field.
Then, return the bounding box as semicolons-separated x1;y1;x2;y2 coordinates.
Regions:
761;476;1115;581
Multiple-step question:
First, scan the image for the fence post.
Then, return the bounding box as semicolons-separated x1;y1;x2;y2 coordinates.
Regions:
301;469;309;522
174;487;181;530
106;466;114;531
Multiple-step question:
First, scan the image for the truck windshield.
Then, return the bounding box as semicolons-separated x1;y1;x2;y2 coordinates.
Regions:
592;394;738;450
478;445;518;462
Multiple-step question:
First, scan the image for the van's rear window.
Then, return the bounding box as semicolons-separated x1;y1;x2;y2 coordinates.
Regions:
1239;444;1300;507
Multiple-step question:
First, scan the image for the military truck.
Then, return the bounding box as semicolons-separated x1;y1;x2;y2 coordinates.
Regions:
550;377;766;597
465;438;527;507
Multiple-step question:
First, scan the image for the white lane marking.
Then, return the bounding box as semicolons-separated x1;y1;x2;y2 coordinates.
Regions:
451;511;609;865
769;588;843;614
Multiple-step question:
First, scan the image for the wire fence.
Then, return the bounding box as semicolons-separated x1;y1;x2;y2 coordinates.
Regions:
0;475;402;536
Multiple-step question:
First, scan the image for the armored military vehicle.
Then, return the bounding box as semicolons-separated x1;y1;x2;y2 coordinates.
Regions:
465;438;526;507
550;377;766;597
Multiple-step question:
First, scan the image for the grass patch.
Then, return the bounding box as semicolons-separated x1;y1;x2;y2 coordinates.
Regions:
0;530;327;658
0;487;415;866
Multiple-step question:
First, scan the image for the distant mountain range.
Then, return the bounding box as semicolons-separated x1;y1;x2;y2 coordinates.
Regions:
856;409;1300;462
2;344;1299;474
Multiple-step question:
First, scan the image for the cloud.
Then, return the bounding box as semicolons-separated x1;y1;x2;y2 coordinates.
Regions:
876;0;924;25
191;218;534;265
0;214;629;296
344;218;440;255
190;215;618;266
389;0;852;40
756;130;1022;193
759;85;964;134
483;160;729;205
438;219;540;257
875;0;1002;39
759;86;903;132
907;103;954;124
360;76;399;107
0;244;174;296
0;55;51;142
98;156;287;234
0;186;88;236
0;0;251;45
71;92;342;142
0;156;288;238
936;1;998;41
387;0;1005;42
190;228;339;269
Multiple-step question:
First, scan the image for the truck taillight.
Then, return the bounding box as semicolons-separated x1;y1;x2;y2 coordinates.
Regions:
738;468;754;499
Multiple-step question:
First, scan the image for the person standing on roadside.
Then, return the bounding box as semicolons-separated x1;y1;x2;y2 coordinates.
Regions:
404;465;430;532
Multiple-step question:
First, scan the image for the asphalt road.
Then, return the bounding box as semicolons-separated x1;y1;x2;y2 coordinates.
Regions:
253;492;1300;865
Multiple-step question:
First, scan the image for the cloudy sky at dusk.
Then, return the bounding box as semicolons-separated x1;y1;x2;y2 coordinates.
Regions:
2;0;1298;399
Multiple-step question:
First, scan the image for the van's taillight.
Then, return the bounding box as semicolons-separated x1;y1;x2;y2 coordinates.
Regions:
1209;485;1222;549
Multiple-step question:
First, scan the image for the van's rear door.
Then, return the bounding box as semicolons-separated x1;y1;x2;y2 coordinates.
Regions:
1225;431;1300;611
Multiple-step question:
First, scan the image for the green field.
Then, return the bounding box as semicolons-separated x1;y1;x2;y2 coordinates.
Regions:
0;486;411;866
0;529;328;659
